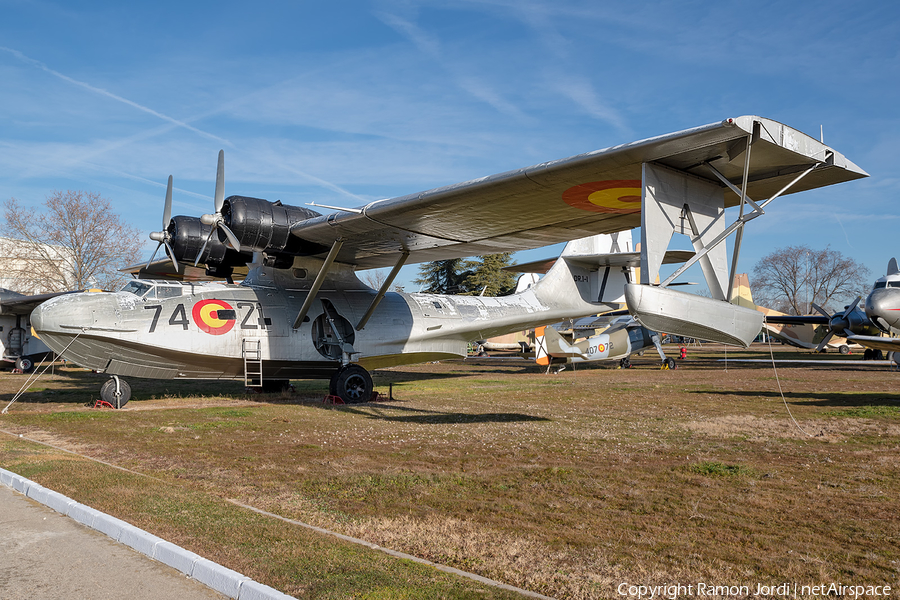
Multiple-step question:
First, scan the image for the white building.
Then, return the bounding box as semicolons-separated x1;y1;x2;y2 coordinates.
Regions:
0;236;76;294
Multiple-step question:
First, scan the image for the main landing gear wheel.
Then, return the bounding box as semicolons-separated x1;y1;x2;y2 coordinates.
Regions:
662;358;677;370
330;365;373;404
14;357;33;373
100;378;131;409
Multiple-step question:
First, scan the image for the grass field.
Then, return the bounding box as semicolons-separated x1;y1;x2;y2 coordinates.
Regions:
1;344;898;599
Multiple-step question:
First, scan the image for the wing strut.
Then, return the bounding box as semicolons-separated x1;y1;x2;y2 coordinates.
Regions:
657;161;819;289
630;123;825;347
292;239;344;329
356;251;409;331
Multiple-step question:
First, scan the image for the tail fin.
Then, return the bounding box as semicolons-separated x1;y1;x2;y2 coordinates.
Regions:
534;326;550;366
514;273;540;293
533;231;636;310
534;326;581;364
730;273;756;309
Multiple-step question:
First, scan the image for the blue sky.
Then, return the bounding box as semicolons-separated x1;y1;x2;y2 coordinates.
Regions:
2;0;898;291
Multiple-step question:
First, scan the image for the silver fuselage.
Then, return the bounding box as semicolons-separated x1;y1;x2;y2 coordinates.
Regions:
31;256;616;380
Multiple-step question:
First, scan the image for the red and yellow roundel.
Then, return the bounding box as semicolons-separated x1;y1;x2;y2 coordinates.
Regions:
562;180;642;214
192;299;236;335
596;343;606;353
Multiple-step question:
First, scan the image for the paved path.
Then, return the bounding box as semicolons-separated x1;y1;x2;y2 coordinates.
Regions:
0;485;225;600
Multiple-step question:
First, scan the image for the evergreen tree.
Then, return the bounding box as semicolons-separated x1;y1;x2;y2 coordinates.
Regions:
414;253;518;296
413;258;469;294
462;252;518;296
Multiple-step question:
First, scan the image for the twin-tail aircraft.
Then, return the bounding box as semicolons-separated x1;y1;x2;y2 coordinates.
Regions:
30;116;867;406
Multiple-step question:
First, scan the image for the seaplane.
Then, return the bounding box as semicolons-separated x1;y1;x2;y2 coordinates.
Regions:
29;116;867;406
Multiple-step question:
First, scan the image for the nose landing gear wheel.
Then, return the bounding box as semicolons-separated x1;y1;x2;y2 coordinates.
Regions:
99;378;131;408
329;365;373;404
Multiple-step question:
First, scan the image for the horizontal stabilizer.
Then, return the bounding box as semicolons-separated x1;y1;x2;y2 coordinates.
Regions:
625;284;762;347
508;250;694;274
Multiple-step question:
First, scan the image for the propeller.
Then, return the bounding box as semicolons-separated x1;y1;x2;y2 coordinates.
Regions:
196;150;241;265
813;296;862;352
147;175;179;272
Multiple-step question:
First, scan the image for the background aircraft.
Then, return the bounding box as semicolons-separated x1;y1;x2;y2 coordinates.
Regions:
753;259;900;359
29;116;867;406
0;289;71;371
534;316;674;372
729;274;860;353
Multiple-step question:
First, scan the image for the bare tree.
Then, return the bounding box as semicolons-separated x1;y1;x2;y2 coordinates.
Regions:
360;268;388;290
3;191;144;292
751;245;870;315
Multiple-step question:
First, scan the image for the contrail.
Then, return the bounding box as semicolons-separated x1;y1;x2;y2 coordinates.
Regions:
1;46;231;147
280;164;368;205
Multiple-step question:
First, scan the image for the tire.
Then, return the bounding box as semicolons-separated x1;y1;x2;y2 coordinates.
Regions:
664;357;677;370
864;349;873;360
839;345;850;355
99;378;131;408
15;357;34;373
331;365;373;404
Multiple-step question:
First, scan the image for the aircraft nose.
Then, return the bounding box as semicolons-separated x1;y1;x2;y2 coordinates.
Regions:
865;289;897;332
30;302;45;331
31;291;117;335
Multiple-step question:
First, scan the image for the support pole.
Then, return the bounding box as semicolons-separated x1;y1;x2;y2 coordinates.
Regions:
728;133;754;301
293;239;344;329
356;251;409;330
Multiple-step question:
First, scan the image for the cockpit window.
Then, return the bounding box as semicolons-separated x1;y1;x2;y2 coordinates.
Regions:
890;281;900;288
154;285;183;299
874;282;887;289
121;281;153;297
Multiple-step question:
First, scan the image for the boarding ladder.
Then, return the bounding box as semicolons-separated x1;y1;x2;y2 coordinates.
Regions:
242;339;263;388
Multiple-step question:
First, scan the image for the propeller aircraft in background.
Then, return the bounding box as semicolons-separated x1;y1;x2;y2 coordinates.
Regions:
29;116;867;406
534;316;674;372
746;260;900;359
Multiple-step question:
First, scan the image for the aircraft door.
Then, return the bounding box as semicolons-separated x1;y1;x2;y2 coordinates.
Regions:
7;327;25;356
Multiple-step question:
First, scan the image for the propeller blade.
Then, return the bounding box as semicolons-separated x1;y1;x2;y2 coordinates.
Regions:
220;223;241;253
195;228;215;267
815;331;835;353
146;242;162;270
163;175;173;228
810;303;830;318
214;150;225;212
841;296;861;319
164;241;179;272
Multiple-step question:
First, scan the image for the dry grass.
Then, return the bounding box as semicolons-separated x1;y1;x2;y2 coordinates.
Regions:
1;344;899;599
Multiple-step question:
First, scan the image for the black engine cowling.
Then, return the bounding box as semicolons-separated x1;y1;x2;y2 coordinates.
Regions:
223;196;326;255
168;215;252;270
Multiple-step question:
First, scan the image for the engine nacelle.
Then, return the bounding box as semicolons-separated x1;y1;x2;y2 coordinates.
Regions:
223;196;324;255
168;216;251;270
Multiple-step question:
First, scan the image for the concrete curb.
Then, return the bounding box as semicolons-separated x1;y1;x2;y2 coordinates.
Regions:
0;467;296;600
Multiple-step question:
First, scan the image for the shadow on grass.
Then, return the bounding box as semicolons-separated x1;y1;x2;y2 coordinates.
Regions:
695;389;900;407
338;402;552;425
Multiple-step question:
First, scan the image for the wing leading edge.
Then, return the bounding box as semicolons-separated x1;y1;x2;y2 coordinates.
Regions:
290;116;867;269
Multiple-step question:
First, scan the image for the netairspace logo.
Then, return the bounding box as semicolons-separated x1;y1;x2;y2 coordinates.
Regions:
616;582;892;599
